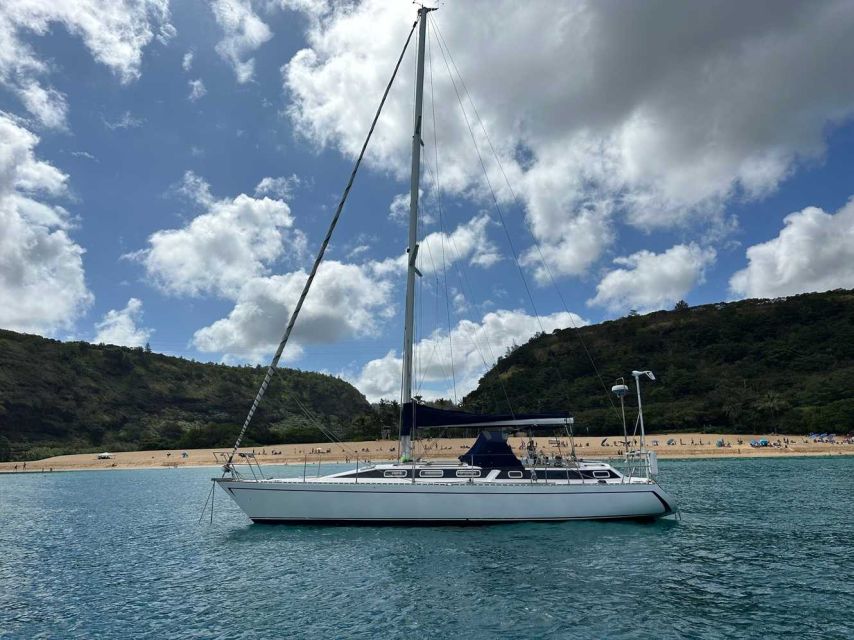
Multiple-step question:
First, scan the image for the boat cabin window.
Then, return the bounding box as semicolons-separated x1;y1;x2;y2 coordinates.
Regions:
384;470;408;478
456;469;481;478
507;471;523;479
592;471;610;478
419;469;443;478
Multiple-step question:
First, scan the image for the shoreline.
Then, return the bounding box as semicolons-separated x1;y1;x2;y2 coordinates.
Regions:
2;433;853;473
2;450;854;475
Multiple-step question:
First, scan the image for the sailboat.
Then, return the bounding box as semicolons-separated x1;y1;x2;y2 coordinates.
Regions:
213;7;677;523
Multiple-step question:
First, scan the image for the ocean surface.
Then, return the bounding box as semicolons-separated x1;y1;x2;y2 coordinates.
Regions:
1;456;852;639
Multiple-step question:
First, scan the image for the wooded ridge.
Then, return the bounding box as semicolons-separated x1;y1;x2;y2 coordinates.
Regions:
462;289;854;437
2;289;853;461
0;332;392;461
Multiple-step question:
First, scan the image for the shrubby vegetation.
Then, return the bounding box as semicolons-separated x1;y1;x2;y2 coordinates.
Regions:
463;290;854;436
0;333;398;461
3;290;853;460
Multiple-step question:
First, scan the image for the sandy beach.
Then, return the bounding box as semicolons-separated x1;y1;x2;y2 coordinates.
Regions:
2;433;853;473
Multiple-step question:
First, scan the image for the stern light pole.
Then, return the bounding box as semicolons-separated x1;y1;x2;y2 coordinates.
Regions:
631;370;655;453
611;378;629;453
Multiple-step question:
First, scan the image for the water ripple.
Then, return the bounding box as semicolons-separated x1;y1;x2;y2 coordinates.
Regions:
1;458;852;639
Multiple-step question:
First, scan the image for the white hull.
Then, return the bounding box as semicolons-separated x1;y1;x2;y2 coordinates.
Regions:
216;477;675;523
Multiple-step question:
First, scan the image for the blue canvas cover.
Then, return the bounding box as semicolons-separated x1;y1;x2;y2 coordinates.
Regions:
400;402;569;436
458;430;522;468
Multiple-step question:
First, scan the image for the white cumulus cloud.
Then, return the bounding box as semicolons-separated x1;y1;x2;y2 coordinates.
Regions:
348;350;403;405
367;213;500;279
387;190;435;226
282;0;854;280
0;0;172;127
388;191;410;225
94;297;152;347
130;171;303;298
418;213;500;274
15;81;68;130
730;198;854;299
255;174;301;199
211;0;272;83
349;309;586;402
192;261;395;361
589;243;716;313
0;114;92;334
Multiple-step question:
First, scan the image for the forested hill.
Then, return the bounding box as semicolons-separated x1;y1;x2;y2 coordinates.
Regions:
0;331;375;461
462;290;854;436
4;290;854;460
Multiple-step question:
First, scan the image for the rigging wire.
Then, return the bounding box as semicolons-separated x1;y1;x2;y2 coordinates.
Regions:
412;20;458;407
224;17;420;470
414;233;456;397
431;16;623;421
420;163;518;416
410;19;513;412
432;21;546;416
431;21;545;332
427;29;458;404
269;368;362;460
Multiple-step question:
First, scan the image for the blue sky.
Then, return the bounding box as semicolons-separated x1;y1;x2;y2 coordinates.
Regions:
2;0;854;402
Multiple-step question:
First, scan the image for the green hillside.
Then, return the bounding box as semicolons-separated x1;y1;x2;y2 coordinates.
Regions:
3;290;853;461
0;331;379;461
462;290;854;436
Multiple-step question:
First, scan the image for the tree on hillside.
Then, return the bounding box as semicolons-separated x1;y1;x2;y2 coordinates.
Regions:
757;391;788;427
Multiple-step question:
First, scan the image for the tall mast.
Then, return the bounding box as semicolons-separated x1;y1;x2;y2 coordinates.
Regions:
400;6;433;462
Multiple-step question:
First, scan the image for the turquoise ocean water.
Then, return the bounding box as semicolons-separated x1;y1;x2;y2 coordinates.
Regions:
1;456;852;639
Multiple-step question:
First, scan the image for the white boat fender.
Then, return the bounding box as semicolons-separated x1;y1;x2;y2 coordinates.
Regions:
648;451;659;475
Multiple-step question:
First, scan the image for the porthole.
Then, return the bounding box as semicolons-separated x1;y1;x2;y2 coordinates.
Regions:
456;469;481;478
419;469;443;478
507;471;523;479
384;470;407;478
592;470;610;478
